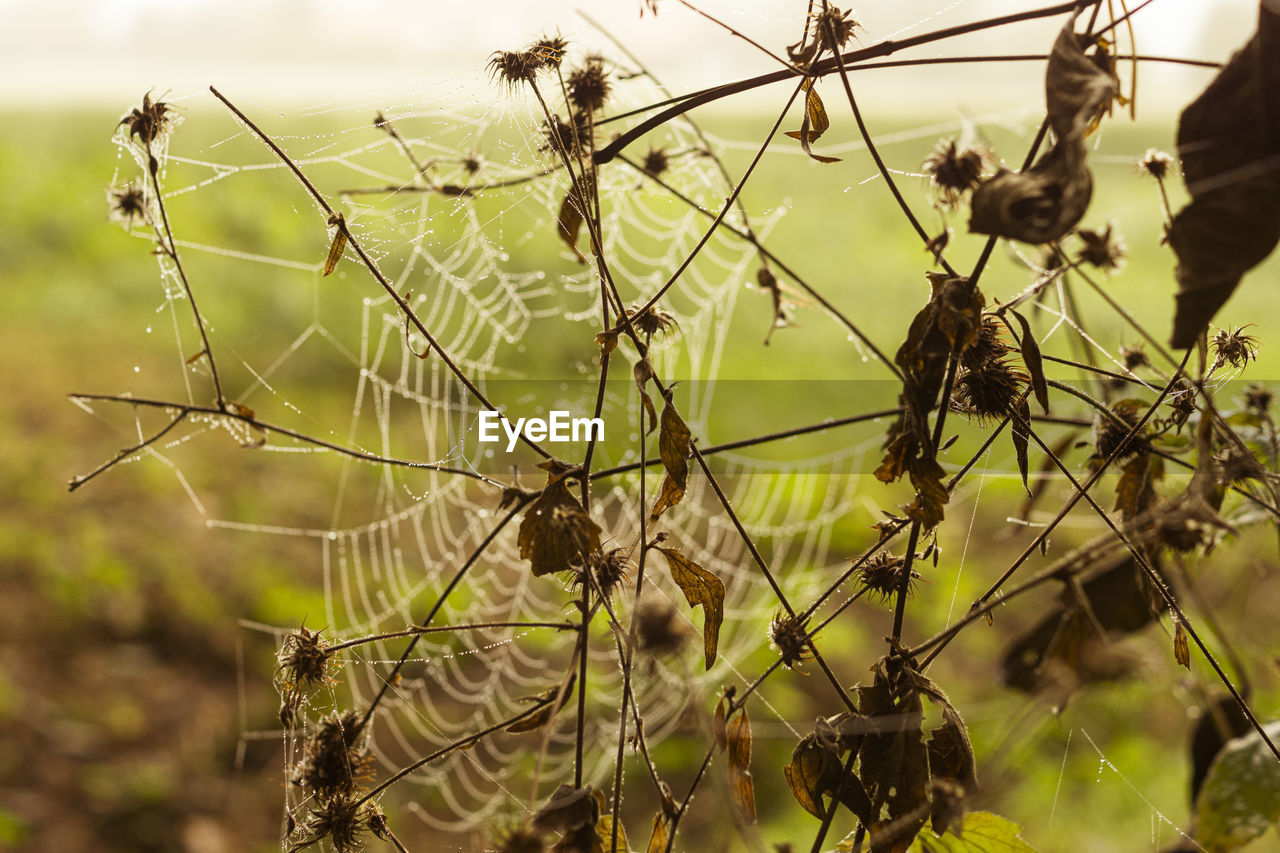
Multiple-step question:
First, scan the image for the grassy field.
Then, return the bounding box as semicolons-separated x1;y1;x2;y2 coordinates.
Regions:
4;100;1280;852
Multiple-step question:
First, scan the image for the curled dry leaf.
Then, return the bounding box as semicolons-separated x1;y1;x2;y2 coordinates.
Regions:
323;213;347;276
651;397;691;521
634;359;658;435
783;713;872;823
1168;6;1280;348
1007;309;1049;415
726;709;757;823
970;24;1115;243
557;173;593;263
857;664;930;852
653;541;724;669
784;79;841;164
506;671;576;733
1174;620;1190;669
517;462;602;578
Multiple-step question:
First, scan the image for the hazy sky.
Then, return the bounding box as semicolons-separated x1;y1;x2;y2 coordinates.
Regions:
0;0;1260;110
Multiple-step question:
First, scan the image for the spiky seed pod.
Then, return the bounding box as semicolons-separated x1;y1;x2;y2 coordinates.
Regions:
567;55;611;113
294;793;379;853
635;599;691;656
584;548;632;602
462;152;483;174
119;92;175;147
951;358;1028;422
960;317;1012;370
292;710;373;797
1076;224;1126;271
854;552;919;603
1211;326;1260;371
108;183;148;225
641;147;670;178
493;823;547;853
1138;148;1173;180
541;112;593;159
813;6;861;51
1245;384;1273;415
1217;445;1265;484
277;625;335;691
769;612;812;669
530;34;569;68
1120;345;1148;371
488;50;542;91
1094;400;1147;460
923;138;986;207
624;304;678;338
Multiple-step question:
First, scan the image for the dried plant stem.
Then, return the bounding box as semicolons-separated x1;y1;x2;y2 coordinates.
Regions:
67;408;190;492
324;621;577;653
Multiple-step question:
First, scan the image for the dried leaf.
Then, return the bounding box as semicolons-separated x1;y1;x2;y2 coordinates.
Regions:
1168;6;1280;348
655;544;724;669
1174;620;1190;669
784;720;873;824
557;175;593;264
323;213;347;276
726;710;757;823
651;398;692;521
784;79;841;164
1011;397;1031;496
517;466;602;578
646;814;669;853
713;697;728;752
634;360;658;435
1007;309;1048;414
858;664;930;852
970;24;1114;244
1113;453;1156;520
506;672;576;733
784;737;834;819
596;813;630;853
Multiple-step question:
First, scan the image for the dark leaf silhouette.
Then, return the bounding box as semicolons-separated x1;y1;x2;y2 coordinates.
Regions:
1168;5;1280;348
1011;397;1032;495
557;174;593;263
1173;620;1190;669
654;540;724;669
1008;309;1048;414
651;397;691;521
970;24;1114;243
323;213;347;276
783;714;872;822
518;462;602;578
634;359;658;435
507;672;576;733
858;663;930;852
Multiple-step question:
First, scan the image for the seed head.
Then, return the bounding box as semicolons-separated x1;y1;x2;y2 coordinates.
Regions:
1094;400;1147;460
952;358;1028;422
277;625;336;692
488;50;542;91
493;822;547;853
854;551;919;603
542;112;593;159
641;147;670;178
292;709;373;797
1211;326;1259;372
293;793;380;853
567;55;611;113
1138;148;1173;180
813;6;862;51
923;138;986;207
529;34;569;68
583;547;633;602
635;599;691;656
119;92;175;148
623;304;678;338
1245;383;1272;415
769;611;813;670
109;183;148;226
1075;223;1126;272
1120;345;1148;372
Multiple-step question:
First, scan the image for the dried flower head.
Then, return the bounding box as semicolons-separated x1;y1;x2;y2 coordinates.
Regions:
119;92;175;148
854;551;919;603
1165;379;1197;430
813;5;862;51
923;138;986;207
493;822;547;853
1138;148;1174;180
635;599;691;656
293;793;380;853
1120;344;1149;372
641;147;670;178
1211;326;1259;371
488;50;543;91
292;709;373;797
769;611;813;669
1075;223;1126;272
961;317;1012;370
583;547;633;601
108;183;148;226
1217;445;1265;484
277;625;336;692
1245;383;1273;415
532;785;599;838
462;152;484;174
530;34;569;68
623;304;678;338
1094;399;1147;460
952;358;1028;422
542;112;593;159
567;55;611;113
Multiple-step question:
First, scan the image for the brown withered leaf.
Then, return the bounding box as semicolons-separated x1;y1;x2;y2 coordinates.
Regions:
784;79;840;164
517;464;602;578
634;360;658;435
1011;397;1032;496
713;696;728;752
646;814;669;853
1174;620;1191;669
323;213;347;276
906;670;978;836
654;543;725;669
651;398;692;521
905;455;949;531
1008;308;1049;414
783;719;873;824
595;329;619;360
726;709;757;823
557;174;593;264
784;736;834;819
857;663;930;852
1113;453;1158;520
970;24;1114;244
1168;6;1280;348
507;672;576;733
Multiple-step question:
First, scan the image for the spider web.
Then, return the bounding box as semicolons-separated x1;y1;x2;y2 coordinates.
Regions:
75;2;1278;850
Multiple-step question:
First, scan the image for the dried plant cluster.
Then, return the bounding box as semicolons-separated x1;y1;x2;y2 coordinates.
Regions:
75;2;1280;852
